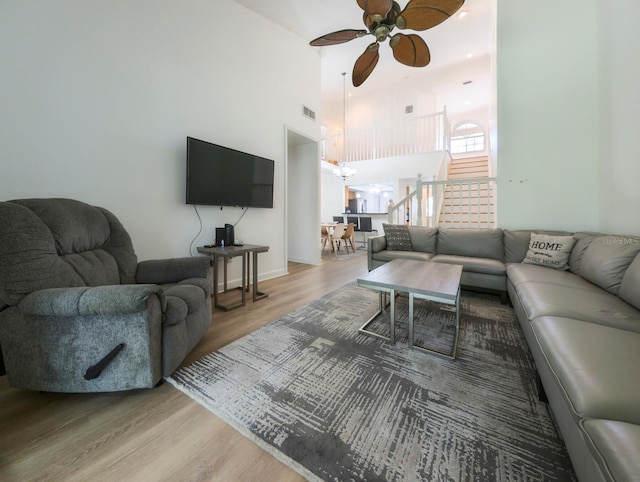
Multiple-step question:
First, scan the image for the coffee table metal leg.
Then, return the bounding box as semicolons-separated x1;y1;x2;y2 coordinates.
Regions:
358;288;395;343
408;292;414;348
409;287;461;360
389;289;395;344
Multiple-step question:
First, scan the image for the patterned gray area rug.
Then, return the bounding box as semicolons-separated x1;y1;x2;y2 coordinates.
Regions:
168;284;575;481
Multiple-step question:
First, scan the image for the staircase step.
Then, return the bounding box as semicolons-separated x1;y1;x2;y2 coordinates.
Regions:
447;157;489;180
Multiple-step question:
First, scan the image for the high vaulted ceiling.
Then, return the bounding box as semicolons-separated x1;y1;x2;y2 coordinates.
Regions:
234;0;494;114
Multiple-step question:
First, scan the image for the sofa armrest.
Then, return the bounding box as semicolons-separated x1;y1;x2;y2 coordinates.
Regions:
369;235;387;254
367;235;388;271
18;284;164;317
136;257;211;285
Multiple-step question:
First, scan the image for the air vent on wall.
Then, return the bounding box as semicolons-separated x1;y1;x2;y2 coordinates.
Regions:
303;106;316;121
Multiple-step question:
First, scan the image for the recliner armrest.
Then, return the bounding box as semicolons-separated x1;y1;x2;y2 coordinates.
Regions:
136;257;211;285
18;284;164;316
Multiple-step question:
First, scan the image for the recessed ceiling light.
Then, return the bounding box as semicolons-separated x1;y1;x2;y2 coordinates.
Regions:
458;10;469;19
467;53;473;59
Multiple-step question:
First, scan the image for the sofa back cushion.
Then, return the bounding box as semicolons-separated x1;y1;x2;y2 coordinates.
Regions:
619;255;640;310
437;228;504;261
580;235;640;295
503;229;572;263
0;199;137;306
568;232;602;275
407;226;438;253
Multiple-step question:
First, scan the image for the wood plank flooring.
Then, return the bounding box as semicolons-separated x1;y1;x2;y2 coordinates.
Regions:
0;250;368;482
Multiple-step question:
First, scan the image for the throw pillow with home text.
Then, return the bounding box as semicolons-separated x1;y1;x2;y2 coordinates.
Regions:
523;233;576;270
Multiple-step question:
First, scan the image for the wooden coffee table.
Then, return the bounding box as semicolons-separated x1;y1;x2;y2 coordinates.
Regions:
357;259;463;359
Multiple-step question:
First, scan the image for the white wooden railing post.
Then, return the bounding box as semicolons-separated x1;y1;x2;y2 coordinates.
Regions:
416;173;423;226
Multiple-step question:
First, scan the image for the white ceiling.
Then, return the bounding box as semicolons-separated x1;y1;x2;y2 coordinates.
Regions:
233;0;494;113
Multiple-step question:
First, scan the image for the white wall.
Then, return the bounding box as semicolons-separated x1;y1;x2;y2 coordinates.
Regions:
497;0;640;235
287;138;320;265
321;166;347;221
497;0;599;231
0;0;321;281
597;1;640;234
322;80;438;136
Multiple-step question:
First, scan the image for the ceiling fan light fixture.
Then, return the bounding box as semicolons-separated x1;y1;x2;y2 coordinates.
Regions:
309;0;465;86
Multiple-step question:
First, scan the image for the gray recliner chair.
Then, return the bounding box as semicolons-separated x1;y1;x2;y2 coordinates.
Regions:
0;198;212;392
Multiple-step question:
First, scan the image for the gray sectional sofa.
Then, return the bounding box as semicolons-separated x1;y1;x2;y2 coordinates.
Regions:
368;226;640;482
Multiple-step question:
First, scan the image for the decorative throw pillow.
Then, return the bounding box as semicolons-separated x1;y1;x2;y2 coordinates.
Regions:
522;233;576;270
383;223;412;251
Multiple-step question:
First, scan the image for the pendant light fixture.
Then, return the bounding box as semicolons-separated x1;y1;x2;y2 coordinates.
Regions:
334;72;356;181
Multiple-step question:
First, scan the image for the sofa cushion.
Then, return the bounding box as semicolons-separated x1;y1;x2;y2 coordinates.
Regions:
407;226;437;253
532;317;640;424
437;228;504;261
371;250;434;263
568;231;601;275
503;229;571;263
514;282;640;332
582;420;640;482
619;255;640;311
431;255;505;276
382;224;412;251
522;233;575;270
581;235;640;295
506;263;596;290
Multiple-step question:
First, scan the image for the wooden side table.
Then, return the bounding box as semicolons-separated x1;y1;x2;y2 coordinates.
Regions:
197;244;269;311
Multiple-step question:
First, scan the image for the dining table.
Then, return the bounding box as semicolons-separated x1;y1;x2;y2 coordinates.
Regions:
321;222;337;254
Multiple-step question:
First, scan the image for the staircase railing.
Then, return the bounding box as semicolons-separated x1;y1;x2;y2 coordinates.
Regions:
324;109;450;163
434;177;497;228
387;175;497;228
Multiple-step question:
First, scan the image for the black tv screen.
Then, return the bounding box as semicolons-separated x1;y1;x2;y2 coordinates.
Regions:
186;137;274;208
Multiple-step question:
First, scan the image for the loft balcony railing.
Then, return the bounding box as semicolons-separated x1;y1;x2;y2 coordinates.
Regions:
323;109;450;163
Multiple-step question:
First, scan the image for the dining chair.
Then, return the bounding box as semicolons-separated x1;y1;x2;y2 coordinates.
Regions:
336;223;356;254
331;223;346;253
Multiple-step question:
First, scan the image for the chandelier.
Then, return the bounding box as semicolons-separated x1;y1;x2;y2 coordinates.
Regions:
335;72;356;181
333;163;357;181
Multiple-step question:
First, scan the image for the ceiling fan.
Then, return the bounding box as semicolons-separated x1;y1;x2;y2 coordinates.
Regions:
310;0;465;87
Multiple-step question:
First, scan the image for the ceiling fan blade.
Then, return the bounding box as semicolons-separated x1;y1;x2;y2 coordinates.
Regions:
352;43;380;87
396;0;465;31
357;0;393;21
390;33;431;67
310;29;368;46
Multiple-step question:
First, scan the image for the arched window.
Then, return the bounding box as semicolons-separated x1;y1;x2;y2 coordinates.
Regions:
450;122;485;154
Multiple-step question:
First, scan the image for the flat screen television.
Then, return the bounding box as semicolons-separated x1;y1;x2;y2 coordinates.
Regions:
186;137;275;208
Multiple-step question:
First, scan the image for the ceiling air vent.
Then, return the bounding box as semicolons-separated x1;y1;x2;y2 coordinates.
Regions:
303;106;316;121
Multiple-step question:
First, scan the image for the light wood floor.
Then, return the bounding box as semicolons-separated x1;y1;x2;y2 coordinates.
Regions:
0;250;368;481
